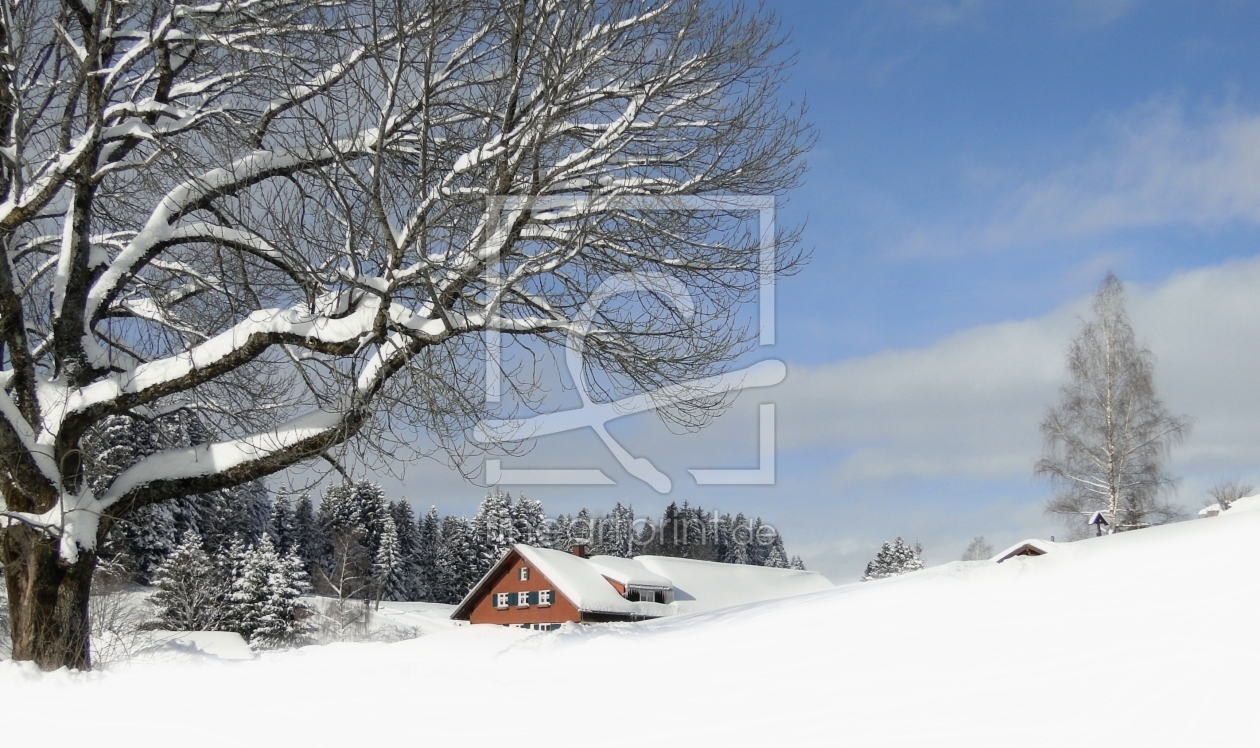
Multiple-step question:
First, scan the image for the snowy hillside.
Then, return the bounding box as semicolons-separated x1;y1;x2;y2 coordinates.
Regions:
5;506;1259;747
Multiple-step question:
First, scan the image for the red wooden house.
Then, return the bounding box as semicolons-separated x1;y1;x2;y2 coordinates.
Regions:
451;543;832;629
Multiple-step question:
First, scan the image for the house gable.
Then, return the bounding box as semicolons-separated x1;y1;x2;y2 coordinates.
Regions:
991;539;1057;563
452;548;584;626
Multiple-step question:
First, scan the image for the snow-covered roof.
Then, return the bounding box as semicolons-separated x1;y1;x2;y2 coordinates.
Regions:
452;545;835;621
586;554;673;588
1225;494;1260;514
991;539;1058;563
513;545;671;618
1199;494;1260;518
633;555;834;614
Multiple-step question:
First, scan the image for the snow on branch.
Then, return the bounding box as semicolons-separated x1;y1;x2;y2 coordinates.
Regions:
0;0;808;565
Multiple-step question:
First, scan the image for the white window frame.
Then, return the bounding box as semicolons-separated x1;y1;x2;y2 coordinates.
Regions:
517;591;530;608
495;592;510;609
538;590;552;608
519;567;530;581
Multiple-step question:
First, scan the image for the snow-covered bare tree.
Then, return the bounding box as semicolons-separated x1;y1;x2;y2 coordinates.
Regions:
1036;274;1191;538
1206;480;1254;512
960;536;992;562
312;529;374;641
0;0;806;668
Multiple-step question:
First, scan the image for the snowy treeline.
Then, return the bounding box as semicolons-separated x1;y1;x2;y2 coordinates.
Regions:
634;501;804;569
861;538;924;581
281;488;807;605
112;455;807;615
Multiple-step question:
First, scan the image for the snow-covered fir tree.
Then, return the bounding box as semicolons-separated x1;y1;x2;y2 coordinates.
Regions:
226;536;312;648
374;513;405;603
218;534;251;607
317;481;359;542
603;503;636;558
746;517;770;566
435;515;478;604
351;481;392;553
549;514;575;551
511;495;548;547
291;494;323;575
80;414;156;496
268;496;297;554
150;531;227;631
861;538;924;581
415;507;442;601
573;508;595;548
316;480;393;573
471;490;514;574
204;480;273;553
389;500;425;601
112;503;181;582
717;513;750;564
277;548;316;646
764;535;790;568
790;556;806;571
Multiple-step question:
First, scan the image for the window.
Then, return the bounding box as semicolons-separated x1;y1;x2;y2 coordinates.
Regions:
517;591;530;608
538;590;552;608
629;587;668;603
519;567;530;581
495;592;510;609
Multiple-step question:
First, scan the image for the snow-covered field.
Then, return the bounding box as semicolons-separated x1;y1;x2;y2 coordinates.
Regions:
4;506;1258;747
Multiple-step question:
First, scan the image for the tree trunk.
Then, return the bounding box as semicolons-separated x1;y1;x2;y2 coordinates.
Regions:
1;524;96;670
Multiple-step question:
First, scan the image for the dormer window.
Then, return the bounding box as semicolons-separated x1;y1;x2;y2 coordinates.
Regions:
519;567;530;581
626;587;672;604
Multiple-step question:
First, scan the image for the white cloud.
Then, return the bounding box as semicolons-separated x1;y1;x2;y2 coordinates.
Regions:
773;256;1260;494
997;103;1260;237
896;101;1260;256
778;313;1070;482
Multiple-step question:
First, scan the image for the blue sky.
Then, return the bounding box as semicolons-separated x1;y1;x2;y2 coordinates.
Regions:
348;1;1260;581
773;0;1260;361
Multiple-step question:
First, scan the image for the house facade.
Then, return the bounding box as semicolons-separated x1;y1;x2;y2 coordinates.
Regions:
453;546;587;630
451;543;833;628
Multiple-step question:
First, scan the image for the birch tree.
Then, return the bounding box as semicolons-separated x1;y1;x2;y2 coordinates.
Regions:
0;0;808;668
1036;274;1191;538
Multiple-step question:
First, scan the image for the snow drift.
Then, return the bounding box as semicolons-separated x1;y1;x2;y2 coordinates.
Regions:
3;503;1258;747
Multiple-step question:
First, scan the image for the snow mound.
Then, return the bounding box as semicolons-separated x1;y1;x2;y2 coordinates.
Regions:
370;601;462;636
3;510;1259;746
128;631;254;665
